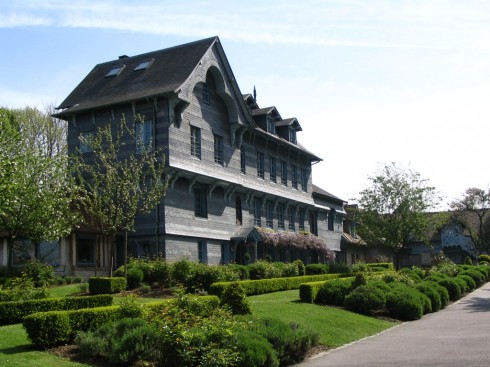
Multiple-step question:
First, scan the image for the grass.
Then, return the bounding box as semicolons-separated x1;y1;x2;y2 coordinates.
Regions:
0;324;90;367
48;284;82;298
249;290;397;347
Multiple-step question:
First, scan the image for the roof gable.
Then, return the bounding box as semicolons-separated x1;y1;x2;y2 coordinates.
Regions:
57;37;218;114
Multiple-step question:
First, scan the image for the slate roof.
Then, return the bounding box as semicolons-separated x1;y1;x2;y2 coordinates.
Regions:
56;37;218;115
276;117;303;131
312;184;345;203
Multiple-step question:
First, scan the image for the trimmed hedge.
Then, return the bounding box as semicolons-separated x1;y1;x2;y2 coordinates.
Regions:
23;295;220;349
0;294;113;326
305;264;328;275
343;285;386;315
437;278;462;301
385;285;427;321
210;273;344;297
89;277;127;294
367;262;394;271
299;281;328;303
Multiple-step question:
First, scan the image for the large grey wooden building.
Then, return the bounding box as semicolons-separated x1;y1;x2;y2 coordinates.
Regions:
54;36;346;270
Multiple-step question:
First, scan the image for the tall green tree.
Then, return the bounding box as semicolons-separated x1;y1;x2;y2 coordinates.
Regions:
450;187;490;254
71;115;167;275
357;163;445;268
0;106;76;269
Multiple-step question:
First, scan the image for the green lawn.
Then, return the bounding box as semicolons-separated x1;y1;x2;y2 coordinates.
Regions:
249;290;397;347
48;284;82;298
0;324;90;367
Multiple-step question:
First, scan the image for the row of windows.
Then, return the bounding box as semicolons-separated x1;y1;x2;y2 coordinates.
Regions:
79;119;153;154
253;199;307;232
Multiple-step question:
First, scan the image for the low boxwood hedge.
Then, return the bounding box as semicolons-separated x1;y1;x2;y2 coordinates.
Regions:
210;273;344;297
0;294;113;325
23;295;220;349
89;277;127;294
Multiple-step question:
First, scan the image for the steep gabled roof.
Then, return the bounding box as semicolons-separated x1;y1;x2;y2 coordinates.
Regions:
56;37;218;114
251;106;281;119
312;184;346;204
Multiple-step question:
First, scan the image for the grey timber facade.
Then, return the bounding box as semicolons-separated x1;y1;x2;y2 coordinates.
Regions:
53;37;346;269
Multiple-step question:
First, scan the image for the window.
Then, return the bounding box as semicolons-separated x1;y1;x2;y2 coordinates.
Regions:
267;116;276;134
202;83;210;104
214;134;224;165
291;164;298;189
236;196;243;225
309;212;318;236
190;126;201;159
198;241;207;263
257;152;265;179
240;146;246;174
254;198;262;226
135;119;153;153
289;128;297;144
77;236;96;266
37;239;60;266
280;160;288;186
301;168;308;192
194;187;207;218
288;207;296;231
79;131;94;153
134;59;154;71
277;203;285;230
299;208;306;231
106;65;125;77
137;241;150;257
269;156;276;183
328;209;335;231
266;201;274;228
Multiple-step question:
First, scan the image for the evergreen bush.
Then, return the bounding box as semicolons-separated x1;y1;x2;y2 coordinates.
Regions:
414;282;442;312
316;277;355;305
437;278;462;301
477;254;490;264
220;282;252;315
385;287;425;321
126;267;144;289
235;328;279;367
343;285;386;315
305;263;328;275
457;274;476;291
89;277;126;294
293;259;306;276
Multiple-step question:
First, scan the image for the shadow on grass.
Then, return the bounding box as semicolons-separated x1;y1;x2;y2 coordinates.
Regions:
0;343;36;355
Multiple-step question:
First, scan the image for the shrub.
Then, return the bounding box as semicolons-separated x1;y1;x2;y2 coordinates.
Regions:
280;262;300;277
457;274;476;291
248;260;282;280
367;262;394;270
89;277;126;294
220;282;252;315
424;281;449;308
171;257;196;286
385;287;425;321
437;278;462;301
211;273;343;297
399;267;423;282
235;328;279;367
227;264;250;280
299;281;326;303
351;262;369;273
452;276;468;294
316;277;355;305
293;260;305;276
250;317;319;366
464;256;474;265
476;265;490;280
328;263;351;274
0;275;48;302
21;259;55;287
78;283;89;293
477;254;490;264
126;267;144;289
343;285;386;315
460;269;485;286
77;318;160;365
118;294;144;319
305;263;328;275
414;282;442;312
64;276;74;284
23;311;72;348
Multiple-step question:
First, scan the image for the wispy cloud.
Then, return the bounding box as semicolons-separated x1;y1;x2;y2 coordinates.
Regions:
4;0;490;50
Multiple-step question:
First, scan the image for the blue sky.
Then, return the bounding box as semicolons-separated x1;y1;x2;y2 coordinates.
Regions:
2;0;490;208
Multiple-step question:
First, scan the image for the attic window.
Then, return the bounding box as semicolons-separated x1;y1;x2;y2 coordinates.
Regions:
134;59;154;71
106;65;125;77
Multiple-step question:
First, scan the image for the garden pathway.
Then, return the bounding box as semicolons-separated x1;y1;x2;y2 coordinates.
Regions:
297;281;490;367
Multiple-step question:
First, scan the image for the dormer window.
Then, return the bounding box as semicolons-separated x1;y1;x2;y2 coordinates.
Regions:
289;128;297;144
134;59;154;71
106;65;125;77
267;116;276;134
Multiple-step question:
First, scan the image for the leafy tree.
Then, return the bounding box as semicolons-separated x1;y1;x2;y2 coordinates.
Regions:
0;106;76;271
71;115;167;275
450;187;490;254
357;163;446;268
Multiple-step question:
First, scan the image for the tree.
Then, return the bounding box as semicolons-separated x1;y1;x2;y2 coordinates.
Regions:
357;163;445;268
450;187;490;254
0;106;77;270
71;115;167;275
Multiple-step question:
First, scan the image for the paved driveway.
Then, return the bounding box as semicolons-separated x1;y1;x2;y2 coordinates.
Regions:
297;281;490;367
